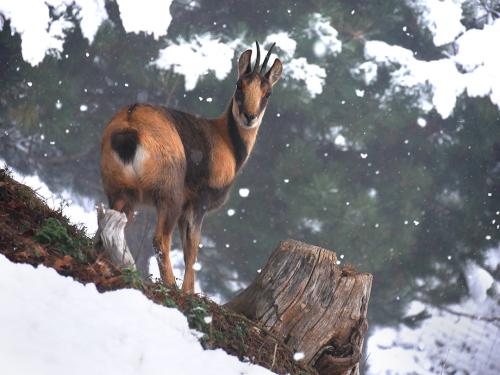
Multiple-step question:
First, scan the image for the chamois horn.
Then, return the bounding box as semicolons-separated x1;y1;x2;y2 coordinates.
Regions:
253;40;261;74
260;42;275;74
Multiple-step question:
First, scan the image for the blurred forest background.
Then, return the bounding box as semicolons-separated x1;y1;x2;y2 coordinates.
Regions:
1;1;499;373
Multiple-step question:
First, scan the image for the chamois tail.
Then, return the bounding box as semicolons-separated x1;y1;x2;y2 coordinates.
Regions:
110;128;138;164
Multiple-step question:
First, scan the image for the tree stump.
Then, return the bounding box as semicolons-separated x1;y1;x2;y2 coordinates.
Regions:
94;204;136;269
225;239;372;375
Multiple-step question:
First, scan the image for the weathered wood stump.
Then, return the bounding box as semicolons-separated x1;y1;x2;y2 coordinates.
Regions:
94;204;136;268
226;239;372;375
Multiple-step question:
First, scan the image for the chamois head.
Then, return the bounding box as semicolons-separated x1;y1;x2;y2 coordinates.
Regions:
232;41;283;128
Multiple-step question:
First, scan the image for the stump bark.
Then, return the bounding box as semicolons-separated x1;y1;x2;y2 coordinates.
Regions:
226;239;372;375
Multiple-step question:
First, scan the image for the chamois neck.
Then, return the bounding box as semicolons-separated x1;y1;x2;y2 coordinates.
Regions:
225;100;249;169
210;99;260;171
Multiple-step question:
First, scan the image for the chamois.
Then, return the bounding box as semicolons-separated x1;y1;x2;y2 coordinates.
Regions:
100;42;282;293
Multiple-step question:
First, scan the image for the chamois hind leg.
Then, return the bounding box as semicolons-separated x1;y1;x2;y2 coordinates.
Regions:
178;205;204;293
153;206;181;287
108;192;136;222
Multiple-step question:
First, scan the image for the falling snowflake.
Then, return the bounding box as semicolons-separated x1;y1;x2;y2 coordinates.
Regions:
293;352;305;361
238;188;250;198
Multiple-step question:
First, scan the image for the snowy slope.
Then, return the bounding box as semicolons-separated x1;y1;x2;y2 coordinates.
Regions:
0;255;272;375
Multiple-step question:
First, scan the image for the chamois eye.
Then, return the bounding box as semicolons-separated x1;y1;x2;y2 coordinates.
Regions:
265;91;271;99
236;81;242;90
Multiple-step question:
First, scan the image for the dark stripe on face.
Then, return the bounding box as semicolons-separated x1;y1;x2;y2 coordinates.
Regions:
161;107;211;191
227;99;248;169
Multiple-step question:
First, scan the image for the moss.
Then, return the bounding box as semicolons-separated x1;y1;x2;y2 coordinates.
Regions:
33;217;88;261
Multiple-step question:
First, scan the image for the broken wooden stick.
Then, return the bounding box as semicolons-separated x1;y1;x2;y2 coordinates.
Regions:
226;239;372;375
94;204;135;269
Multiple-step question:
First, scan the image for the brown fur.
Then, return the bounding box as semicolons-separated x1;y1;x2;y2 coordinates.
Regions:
100;43;282;292
208;118;237;188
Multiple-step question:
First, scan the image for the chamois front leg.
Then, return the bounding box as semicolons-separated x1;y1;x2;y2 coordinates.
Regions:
153;208;179;287
178;206;204;293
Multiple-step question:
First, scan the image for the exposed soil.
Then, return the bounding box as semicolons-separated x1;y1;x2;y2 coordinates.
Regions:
0;168;315;375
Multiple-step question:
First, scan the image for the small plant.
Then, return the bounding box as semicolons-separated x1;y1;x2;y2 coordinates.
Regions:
122;267;143;288
154;282;169;294
33;217;87;261
151;282;178;307
234;322;248;338
164;296;177;308
186;298;211;332
212;330;225;343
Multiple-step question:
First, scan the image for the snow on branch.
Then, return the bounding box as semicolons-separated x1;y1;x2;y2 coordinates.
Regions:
357;1;500;118
0;0;174;66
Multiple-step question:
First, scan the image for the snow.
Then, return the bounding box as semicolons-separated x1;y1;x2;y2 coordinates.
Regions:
301;217;323;233
405;300;426;316
1;3;332;98
154;34;240;91
73;0;108;42
367;296;500;374
360;1;500;118
355;89;365;97
417;117;427;127
0;255;272;375
0;0;174;66
293;352;305;361
334;134;347;147
0;0;107;66
154;33;327;97
258;32;329;98
286;57;326;98
238;188;250;197
463;261;494;302
454;19;500;107
407;0;465;46
368;255;500;375
193;262;202;271
484;245;500;271
351;61;378;85
0;0;72;65
115;0;173;39
364;40;468;118
307;13;342;57
264;32;296;59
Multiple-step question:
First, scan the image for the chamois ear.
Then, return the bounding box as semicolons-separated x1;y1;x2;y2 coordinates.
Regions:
265;58;283;86
238;49;253;78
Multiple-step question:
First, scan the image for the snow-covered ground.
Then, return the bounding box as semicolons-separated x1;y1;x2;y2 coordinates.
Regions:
0;254;272;375
3;161;499;374
367;297;500;374
367;247;500;374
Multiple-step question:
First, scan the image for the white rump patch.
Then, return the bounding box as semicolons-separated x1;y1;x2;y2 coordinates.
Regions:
114;144;149;179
